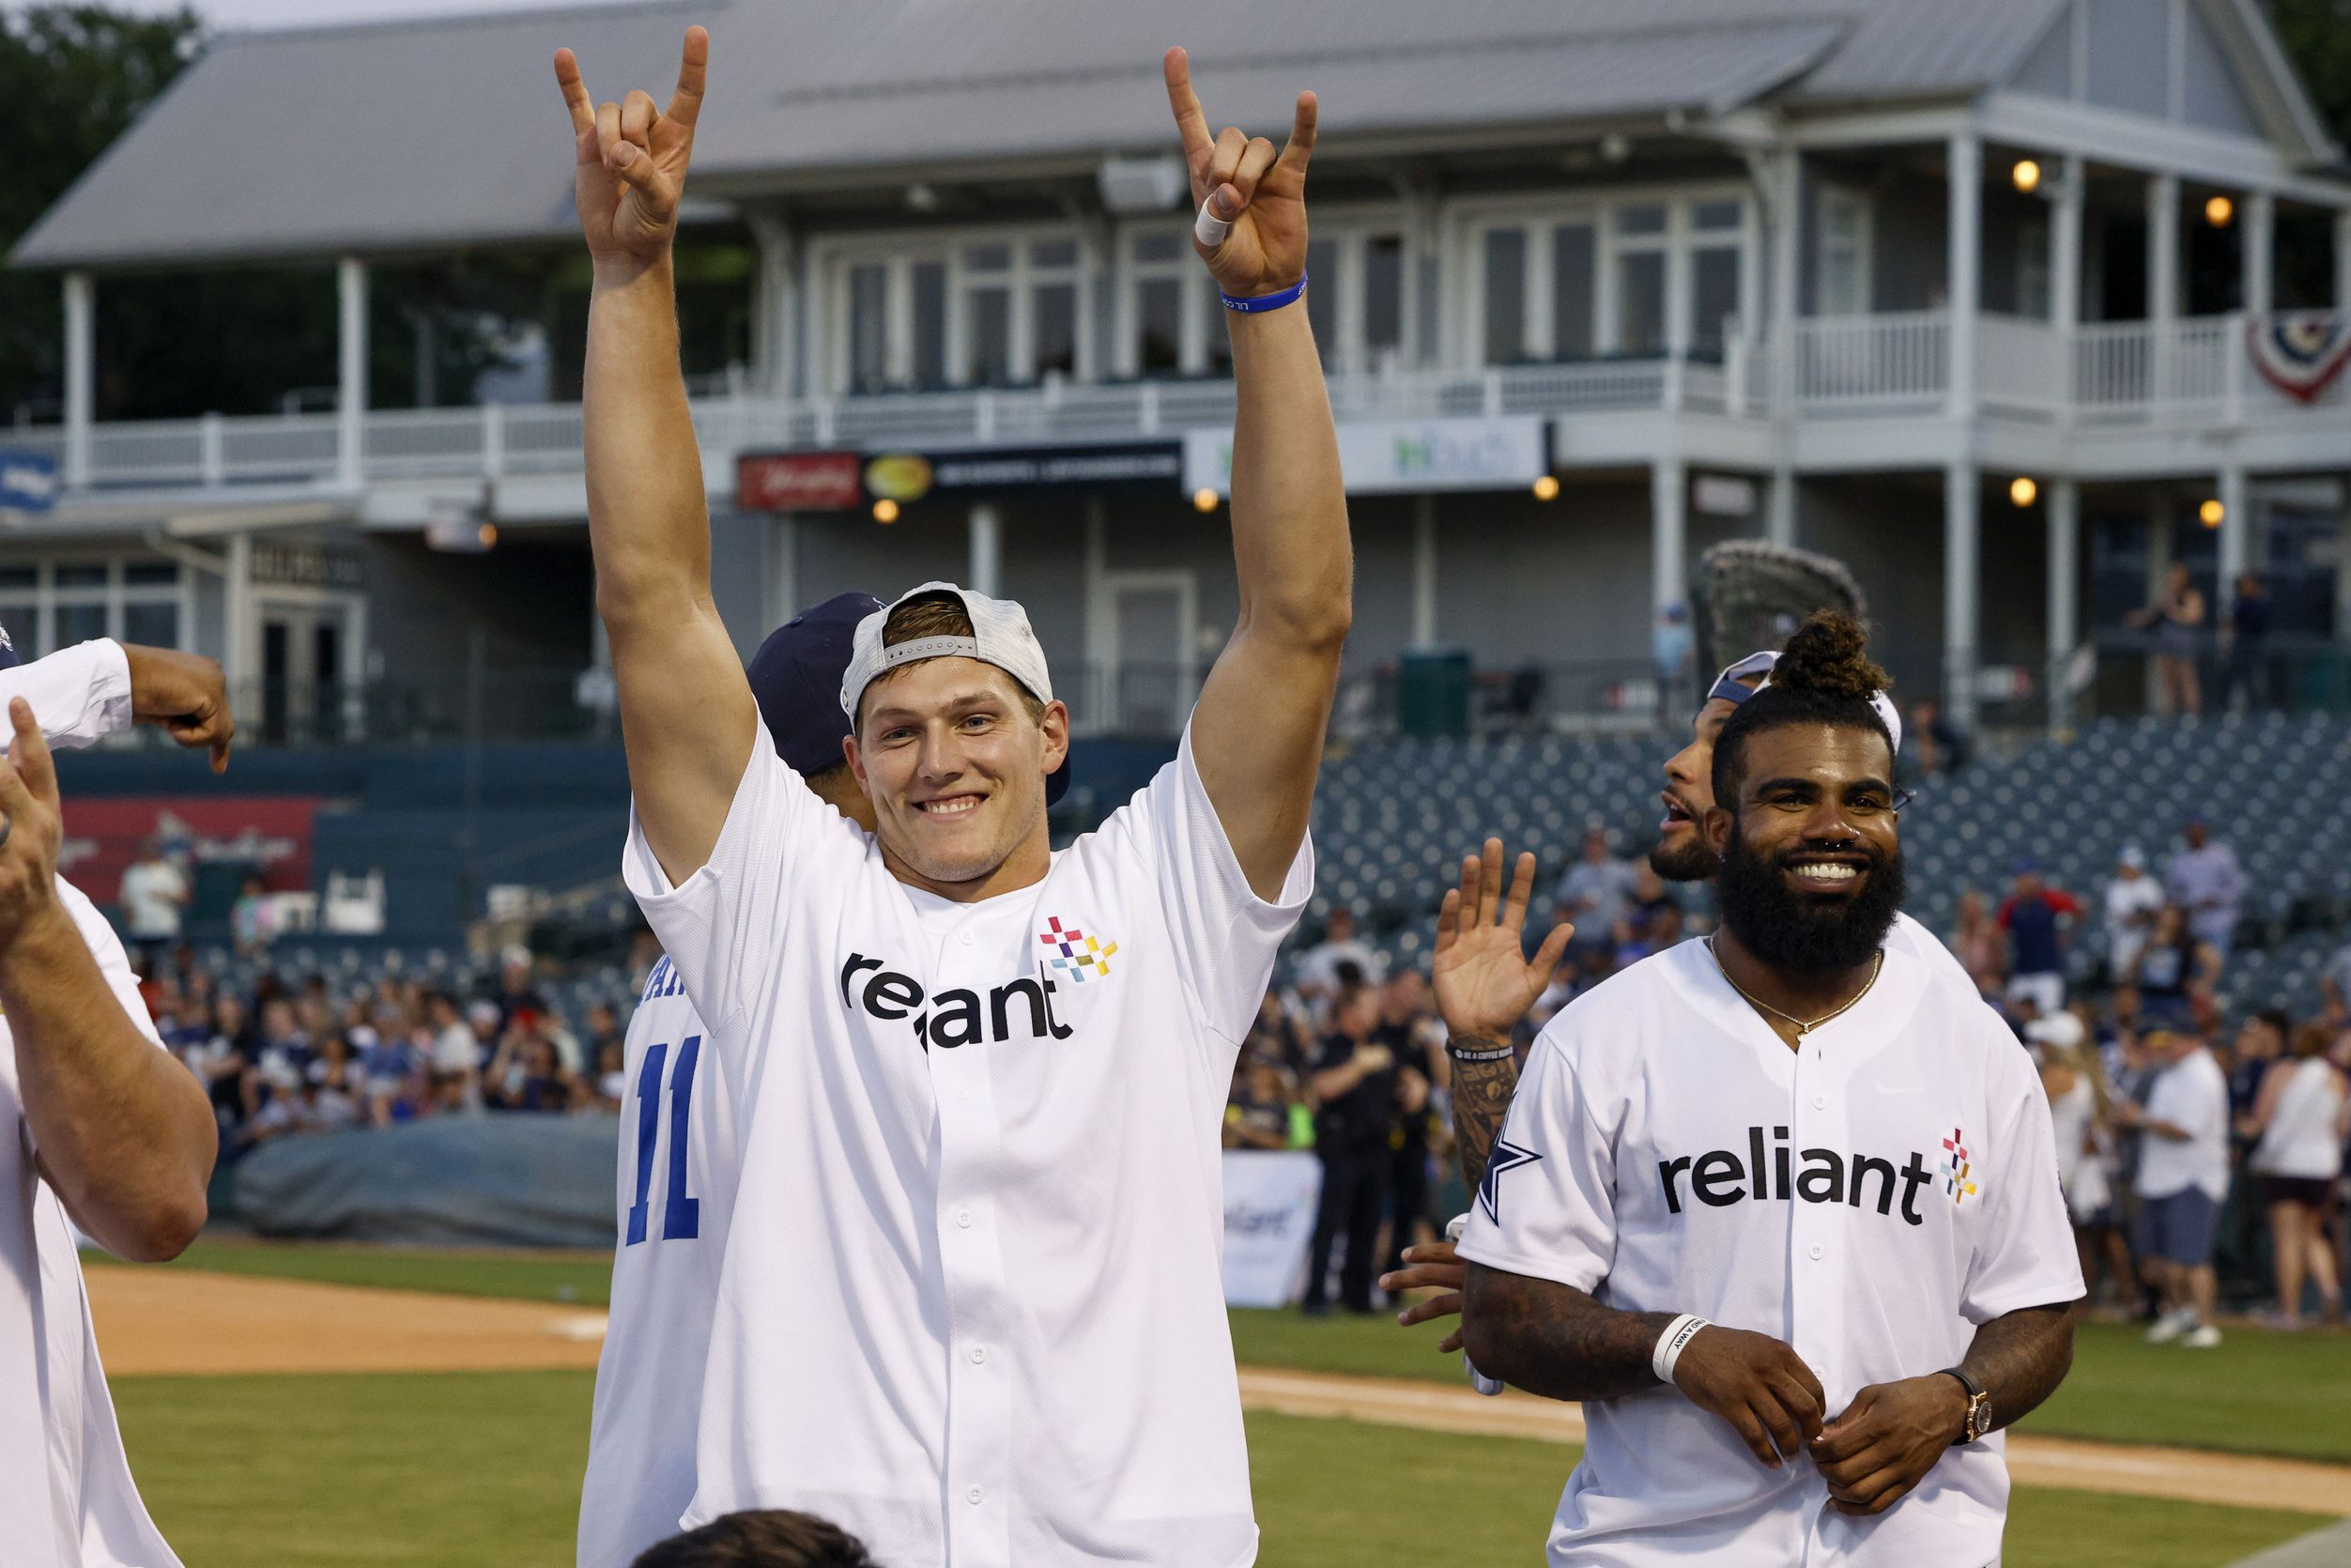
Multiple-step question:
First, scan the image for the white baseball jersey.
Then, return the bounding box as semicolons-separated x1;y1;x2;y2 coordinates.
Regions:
1460;937;2082;1568
577;955;739;1568
621;722;1310;1568
1888;911;1973;992
0;880;185;1568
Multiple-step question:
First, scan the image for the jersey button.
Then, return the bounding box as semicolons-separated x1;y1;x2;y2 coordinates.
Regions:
956;1207;975;1228
1812;1093;1827;1110
966;1485;985;1505
1807;1242;1825;1261
960;930;975;945
970;1345;989;1364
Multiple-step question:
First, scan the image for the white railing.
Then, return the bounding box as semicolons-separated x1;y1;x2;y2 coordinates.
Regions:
11;312;2343;498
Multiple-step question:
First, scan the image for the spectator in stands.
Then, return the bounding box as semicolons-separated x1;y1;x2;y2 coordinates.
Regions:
2036;1018;2130;1313
425;992;483;1113
2241;1023;2349;1329
1293;907;1384;1002
1652;603;1693;719
120;837;192;975
228;874;277;959
484;1018;579;1113
1554;824;1636;958
183;993;252;1147
1244;992;1313;1075
353;1020;419;1127
2127;561;2205;718
594;1038;628;1114
1222;1056;1297;1151
489;945;551;1038
1998;859;2081;1018
2102;846;2165;984
2128;905;2221;1032
1621;860;1679;938
1949;887;2005;995
2316;934;2351;1024
1301;987;1395;1316
2121;1028;2232;1347
1374;969;1444;1291
2217;573;2270;715
2164;814;2243;964
1907;697;1970;778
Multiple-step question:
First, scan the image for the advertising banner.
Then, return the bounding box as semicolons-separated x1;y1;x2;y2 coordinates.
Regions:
1184;416;1546;497
60;797;320;905
1222;1149;1323;1309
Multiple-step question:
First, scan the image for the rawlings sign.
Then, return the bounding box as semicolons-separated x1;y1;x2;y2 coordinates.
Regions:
2247;312;2351;404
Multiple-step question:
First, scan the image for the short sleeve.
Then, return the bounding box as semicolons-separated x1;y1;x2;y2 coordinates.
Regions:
1117;721;1312;1045
621;742;824;1033
56;880;163;1051
1960;1046;2086;1324
0;640;131;751
1455;1032;1618;1294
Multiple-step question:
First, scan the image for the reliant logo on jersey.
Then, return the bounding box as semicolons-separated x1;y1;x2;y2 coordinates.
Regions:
839;952;1076;1049
1038;915;1117;982
1657;1125;1946;1227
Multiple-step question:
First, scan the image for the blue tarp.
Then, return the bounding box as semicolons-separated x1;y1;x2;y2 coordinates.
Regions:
232;1114;620;1250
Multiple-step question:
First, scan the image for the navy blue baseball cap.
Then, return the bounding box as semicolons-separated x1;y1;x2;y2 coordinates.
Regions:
749;592;884;776
750;592;1070;806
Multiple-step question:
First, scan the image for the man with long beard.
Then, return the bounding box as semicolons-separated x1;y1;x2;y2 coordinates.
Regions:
1455;614;2081;1565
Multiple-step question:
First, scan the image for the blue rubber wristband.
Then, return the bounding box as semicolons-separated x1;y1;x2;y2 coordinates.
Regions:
1221;271;1308;314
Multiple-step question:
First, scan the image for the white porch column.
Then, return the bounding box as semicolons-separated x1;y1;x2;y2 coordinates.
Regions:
763;514;799;632
223;530;254;703
2217;467;2251;615
336;256;369;489
968;502;1002;597
1772;147;1802;416
2051;156;2083;331
2243;191;2274;317
1944;461;1981;727
61;271;94;490
2335;208;2351;310
1411;493;1437;646
2047;477;2079;728
1652;455;1686;617
1766;469;1796;547
747;214;797;399
1945;131;1981;422
2147;175;2179;399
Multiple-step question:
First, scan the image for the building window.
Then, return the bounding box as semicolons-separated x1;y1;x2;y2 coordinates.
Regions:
1482;228;1528;365
0;559;183;656
1552;223;1596;359
1129;231;1188;375
1818;188;1872;316
1611;205;1670;355
1471;194;1744;365
1362;233;1406;362
829;231;1090;394
848;263;889;392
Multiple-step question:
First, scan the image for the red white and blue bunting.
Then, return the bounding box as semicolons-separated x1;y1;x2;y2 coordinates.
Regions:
2246;311;2351;403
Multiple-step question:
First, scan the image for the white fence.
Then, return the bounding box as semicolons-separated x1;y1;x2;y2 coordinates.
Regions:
10;311;2341;497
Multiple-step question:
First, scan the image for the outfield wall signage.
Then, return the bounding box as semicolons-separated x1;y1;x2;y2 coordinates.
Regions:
1183;415;1546;498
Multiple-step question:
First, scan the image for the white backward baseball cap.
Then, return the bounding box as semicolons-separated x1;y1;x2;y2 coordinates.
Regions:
839;581;1070;804
1707;650;1905;755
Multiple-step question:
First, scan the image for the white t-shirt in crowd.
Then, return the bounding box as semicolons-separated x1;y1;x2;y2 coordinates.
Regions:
118;861;188;942
1459;937;2082;1568
2103;875;2166;975
620;722;1311;1568
577;956;738;1568
2134;1047;2231;1204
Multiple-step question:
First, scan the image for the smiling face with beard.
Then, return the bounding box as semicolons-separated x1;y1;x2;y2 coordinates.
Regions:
1706;722;1906;976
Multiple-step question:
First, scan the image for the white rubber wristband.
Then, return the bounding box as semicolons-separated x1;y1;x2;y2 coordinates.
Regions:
1193;195;1232;248
1652;1314;1711;1386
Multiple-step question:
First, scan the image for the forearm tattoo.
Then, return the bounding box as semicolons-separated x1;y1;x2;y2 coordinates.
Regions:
1449;1038;1521;1201
1960;1303;2075;1434
1461;1262;1674;1403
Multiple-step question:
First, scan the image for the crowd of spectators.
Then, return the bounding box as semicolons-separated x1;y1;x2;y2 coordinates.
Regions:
139;942;634;1161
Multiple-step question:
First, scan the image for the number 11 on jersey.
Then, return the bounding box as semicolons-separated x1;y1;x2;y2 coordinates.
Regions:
626;1036;701;1245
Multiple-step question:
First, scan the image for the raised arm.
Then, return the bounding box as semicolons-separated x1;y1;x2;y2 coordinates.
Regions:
0;702;211;1261
1162;49;1350;900
556;26;756;885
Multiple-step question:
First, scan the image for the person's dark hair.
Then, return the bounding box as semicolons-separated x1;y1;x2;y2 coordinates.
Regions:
1710;612;1895;808
629;1510;877;1568
1331;960;1366;994
802;760;852;794
2256;1007;2292;1039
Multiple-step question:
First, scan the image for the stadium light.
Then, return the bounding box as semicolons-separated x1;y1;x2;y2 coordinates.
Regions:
872;499;900;524
2011;159;2041;194
1532;474;1561;501
1191;487;1220;513
2199;499;2225;528
2009;477;2037;507
2205;195;2234;227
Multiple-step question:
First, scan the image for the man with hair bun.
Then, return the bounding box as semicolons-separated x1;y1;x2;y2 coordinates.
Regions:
1457;614;2082;1566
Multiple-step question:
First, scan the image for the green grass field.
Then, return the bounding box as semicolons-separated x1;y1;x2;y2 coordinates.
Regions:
107;1370;2328;1568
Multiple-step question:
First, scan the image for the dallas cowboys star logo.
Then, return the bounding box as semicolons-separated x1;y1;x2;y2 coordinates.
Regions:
1477;1136;1543;1226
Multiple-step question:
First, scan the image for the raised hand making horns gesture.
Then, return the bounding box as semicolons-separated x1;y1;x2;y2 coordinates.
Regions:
1163;46;1317;299
554;26;710;275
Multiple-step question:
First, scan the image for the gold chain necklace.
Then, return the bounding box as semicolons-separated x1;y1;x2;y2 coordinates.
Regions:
1705;936;1884;1043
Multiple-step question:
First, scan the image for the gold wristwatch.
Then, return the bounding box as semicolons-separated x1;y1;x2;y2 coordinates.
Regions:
1940;1367;1992;1444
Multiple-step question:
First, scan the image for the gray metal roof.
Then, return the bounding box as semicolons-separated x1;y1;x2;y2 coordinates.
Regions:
0;0;2298;270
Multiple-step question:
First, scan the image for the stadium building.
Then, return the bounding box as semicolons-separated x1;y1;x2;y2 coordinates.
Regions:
2;0;2347;750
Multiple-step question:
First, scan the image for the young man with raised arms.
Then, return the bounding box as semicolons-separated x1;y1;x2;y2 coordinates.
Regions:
558;26;1346;1565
